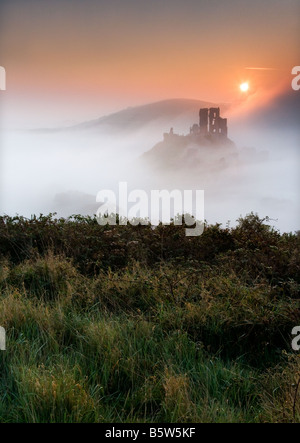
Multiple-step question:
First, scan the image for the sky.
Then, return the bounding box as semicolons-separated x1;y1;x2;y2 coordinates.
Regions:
0;0;299;231
0;0;299;127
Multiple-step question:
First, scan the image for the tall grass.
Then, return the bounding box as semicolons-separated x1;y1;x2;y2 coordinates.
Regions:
0;214;299;422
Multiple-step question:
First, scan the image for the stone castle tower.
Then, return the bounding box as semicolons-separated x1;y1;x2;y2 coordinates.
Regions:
199;107;227;137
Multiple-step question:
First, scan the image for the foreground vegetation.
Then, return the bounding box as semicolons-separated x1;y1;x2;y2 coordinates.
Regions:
0;213;299;423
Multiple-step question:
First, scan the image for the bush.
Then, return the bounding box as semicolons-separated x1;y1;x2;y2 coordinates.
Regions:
6;253;80;301
0;213;299;422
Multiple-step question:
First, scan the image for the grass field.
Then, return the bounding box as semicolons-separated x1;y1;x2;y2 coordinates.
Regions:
0;213;299;423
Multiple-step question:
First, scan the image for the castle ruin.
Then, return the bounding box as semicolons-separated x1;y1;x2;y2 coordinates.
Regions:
164;107;228;142
193;107;227;137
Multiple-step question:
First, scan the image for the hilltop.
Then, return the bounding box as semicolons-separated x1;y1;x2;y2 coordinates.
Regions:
32;99;231;135
139;107;237;171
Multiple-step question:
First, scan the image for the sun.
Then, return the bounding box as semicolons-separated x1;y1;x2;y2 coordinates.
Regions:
240;82;249;92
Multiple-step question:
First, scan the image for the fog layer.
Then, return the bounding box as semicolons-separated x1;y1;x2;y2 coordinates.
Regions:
0;96;299;233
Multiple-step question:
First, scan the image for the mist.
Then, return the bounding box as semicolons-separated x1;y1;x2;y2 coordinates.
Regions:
0;96;299;234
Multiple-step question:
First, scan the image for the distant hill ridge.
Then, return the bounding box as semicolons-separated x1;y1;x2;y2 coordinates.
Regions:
33;99;231;133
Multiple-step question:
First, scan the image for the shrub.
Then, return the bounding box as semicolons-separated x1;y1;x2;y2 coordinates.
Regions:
6;253;79;301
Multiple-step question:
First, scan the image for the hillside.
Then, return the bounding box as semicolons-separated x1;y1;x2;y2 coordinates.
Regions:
34;99;231;134
74;99;231;133
140;128;237;171
238;89;300;130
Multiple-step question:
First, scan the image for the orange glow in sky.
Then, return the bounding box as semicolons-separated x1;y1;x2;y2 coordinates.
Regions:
0;0;299;127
